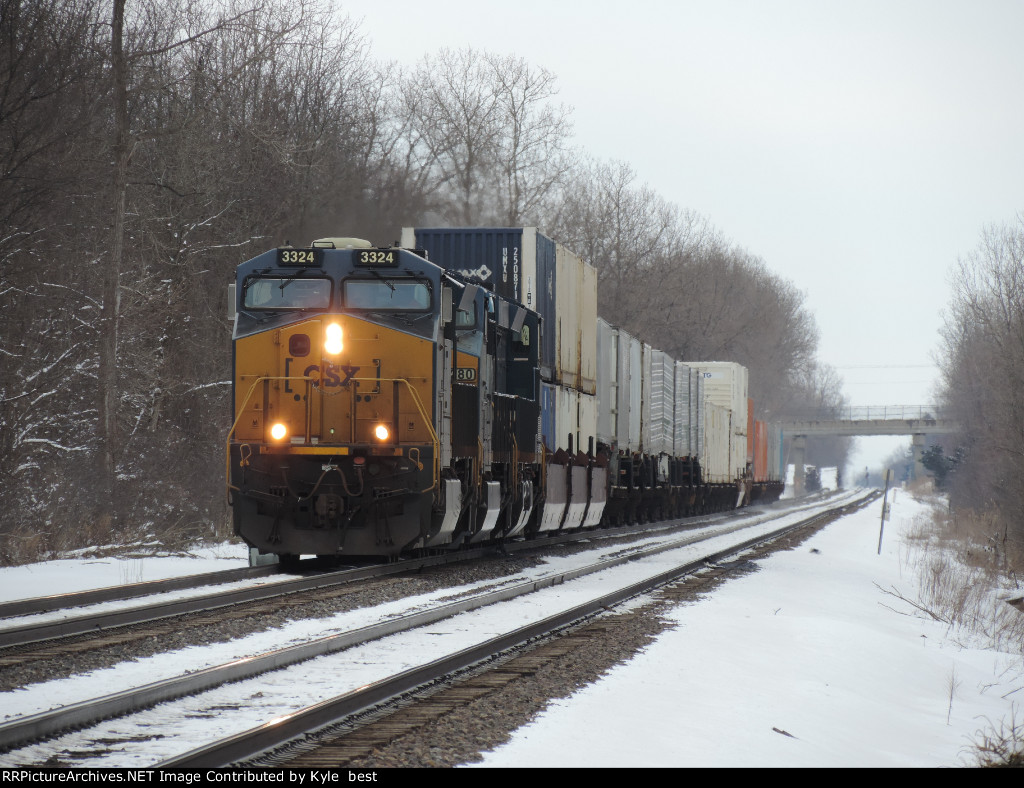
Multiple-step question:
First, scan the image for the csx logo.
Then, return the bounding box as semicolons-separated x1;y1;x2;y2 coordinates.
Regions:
306;363;360;387
284;358;359;389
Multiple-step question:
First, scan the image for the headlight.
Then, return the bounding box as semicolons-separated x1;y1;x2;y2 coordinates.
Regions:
270;423;287;441
374;424;390;441
324;322;343;355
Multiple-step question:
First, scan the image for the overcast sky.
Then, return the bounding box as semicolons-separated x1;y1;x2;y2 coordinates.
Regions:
338;0;1024;468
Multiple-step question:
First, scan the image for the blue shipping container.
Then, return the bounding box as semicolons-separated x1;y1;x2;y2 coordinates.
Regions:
402;227;558;383
541;382;557;452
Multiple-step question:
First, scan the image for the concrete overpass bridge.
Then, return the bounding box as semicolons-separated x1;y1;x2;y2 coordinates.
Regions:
777;406;959;493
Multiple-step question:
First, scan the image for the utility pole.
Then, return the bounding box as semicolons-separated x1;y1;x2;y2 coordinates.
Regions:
877;469;893;555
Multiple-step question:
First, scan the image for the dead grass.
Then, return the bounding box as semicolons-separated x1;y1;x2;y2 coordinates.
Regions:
898;512;1024;652
899;496;1024;766
969;709;1024;767
0;509;232;567
0;512;116;566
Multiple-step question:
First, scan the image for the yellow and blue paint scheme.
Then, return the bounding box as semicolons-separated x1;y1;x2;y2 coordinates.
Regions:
229;242;446;560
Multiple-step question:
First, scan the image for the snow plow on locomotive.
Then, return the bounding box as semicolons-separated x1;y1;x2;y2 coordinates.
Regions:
227;229;784;565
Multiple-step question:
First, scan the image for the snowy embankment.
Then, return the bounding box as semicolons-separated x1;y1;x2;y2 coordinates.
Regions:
0;543;249;599
473;489;1024;768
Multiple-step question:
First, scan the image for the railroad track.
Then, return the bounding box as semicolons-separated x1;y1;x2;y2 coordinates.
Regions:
0;551;493;652
0;491;877;768
169;491;879;768
0;497;817;660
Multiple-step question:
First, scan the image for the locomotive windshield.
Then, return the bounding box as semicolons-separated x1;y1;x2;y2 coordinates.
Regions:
243;277;332;310
343;278;431;311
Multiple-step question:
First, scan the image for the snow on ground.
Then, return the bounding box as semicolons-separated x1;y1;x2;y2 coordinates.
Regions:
474;490;1024;767
0;542;249;600
0;498;861;767
1;490;1021;767
0;497;845;723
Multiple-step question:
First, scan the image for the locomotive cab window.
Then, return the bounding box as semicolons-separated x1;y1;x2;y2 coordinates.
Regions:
455;301;477;329
343;278;431;311
243;277;332;310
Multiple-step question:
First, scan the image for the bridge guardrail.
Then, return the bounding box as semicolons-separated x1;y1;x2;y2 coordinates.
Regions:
778;405;947;422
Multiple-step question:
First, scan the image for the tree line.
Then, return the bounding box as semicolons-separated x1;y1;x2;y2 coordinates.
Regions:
936;216;1024;546
0;0;848;563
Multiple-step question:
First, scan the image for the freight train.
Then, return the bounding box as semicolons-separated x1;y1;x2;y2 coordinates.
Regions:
227;228;784;566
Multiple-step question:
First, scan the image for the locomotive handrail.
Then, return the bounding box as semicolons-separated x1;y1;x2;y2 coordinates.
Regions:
348;376;440;495
226;375;440;501
226;375;315;500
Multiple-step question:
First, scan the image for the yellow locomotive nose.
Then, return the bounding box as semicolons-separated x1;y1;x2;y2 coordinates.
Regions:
324;322;343;355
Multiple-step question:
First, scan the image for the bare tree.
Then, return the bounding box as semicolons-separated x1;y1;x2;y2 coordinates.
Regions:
938;217;1024;531
400;48;501;224
546;158;700;327
352;60;441;242
547;159;823;418
657;241;820;415
0;0;109;560
96;0;314;531
485;53;574;225
0;0;105;240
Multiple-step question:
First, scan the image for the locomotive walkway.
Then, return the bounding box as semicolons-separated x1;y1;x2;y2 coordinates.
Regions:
778;406;959;493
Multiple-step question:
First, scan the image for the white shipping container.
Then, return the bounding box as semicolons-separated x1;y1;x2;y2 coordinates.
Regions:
544;384;598;457
623;332;643;453
595;320;644;453
557;386;578;454
673;362;694;457
649;350;675;455
673;362;686;456
555;244;580;391
691;367;704;464
685;361;748;480
578;391;597;455
687;361;748;425
579;262;598;396
702;402;732;483
539;384;598;532
640;343;653;454
554;243;598;395
595;319;618;445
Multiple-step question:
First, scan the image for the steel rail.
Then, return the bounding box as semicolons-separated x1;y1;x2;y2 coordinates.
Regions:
0;549;490;649
0;491;873;757
160;491;878;767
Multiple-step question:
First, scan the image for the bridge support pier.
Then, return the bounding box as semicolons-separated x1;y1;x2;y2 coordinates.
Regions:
791;435;807;496
912;433;926;481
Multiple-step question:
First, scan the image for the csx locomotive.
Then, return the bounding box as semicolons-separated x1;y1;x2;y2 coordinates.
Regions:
228;228;783;565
